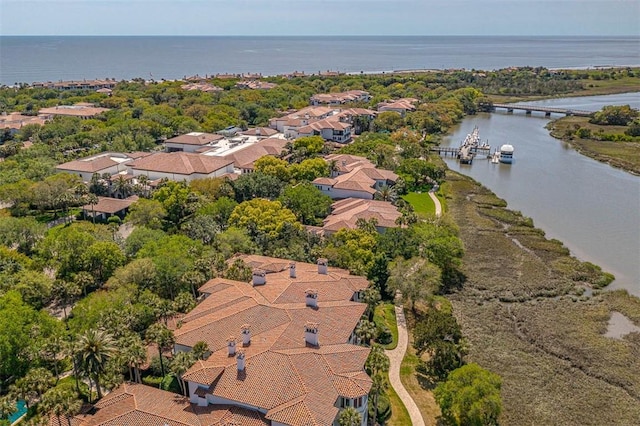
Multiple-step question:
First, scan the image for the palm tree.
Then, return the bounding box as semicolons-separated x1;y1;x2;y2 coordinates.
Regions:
374;184;397;202
10;367;54;408
145;323;175;378
136;175;151;198
169;351;196;395
191;341;210;360
365;345;390;425
84;193;99;223
112;175;131;199
40;335;66;384
361;287;381;319
0;395;16;419
369;373;388;426
338;406;362;426
75;329;117;401
355;319;377;346
39;387;82;426
120;335;146;384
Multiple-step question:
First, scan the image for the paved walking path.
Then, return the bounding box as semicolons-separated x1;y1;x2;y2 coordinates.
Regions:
428;191;442;217
385;305;426;426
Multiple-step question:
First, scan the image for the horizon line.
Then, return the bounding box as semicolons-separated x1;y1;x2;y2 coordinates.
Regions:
2;34;639;37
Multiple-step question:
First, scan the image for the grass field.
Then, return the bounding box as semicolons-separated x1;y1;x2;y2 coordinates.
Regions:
443;171;640;425
373;303;398;350
547;116;640;176
402;192;435;217
386;377;413;426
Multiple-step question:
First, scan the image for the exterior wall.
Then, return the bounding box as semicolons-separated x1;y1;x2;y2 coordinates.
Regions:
174;344;192;354
164;143;204;153
131;164;234;182
206;394;266;414
59;164;124;182
333;396;368;426
314;184;374;200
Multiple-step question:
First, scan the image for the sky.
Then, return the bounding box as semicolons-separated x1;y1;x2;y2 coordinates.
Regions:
1;0;639;36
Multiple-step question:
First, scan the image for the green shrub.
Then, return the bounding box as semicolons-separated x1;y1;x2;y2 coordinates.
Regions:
142;376;163;388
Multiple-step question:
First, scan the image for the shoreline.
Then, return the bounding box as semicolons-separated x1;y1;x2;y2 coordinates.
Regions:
4;66;640;90
444;171;640;424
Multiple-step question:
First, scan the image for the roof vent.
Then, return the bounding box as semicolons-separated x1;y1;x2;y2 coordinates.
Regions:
236;350;246;371
304;322;319;347
317;258;328;275
305;289;318;308
252;269;266;286
241;324;251;346
227;336;236;356
289;262;296;278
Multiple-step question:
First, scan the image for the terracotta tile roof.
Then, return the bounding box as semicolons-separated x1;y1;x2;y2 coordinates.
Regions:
0;112;48;130
220;138;288;170
240;127;278;137
377;98;418;112
322;198;401;232
310;90;370;105
39;104;110;117
129;152;233;175
181;82;224;92
297;119;351;134
57;155;119;173
174;255;371;426
81;196;139;214
56;382;269;425
166;132;224;146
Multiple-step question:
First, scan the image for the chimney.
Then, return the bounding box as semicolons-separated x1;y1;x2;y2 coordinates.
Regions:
305;289;318;308
236;350;246;371
241;324;251;346
317;258;328;275
252;269;266;286
304;322;319;347
289;262;296;278
227;336;236;356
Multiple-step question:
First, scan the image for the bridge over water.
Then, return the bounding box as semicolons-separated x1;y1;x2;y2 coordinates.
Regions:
485;103;593;117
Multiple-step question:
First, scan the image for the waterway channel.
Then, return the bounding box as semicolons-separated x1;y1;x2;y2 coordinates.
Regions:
441;92;640;296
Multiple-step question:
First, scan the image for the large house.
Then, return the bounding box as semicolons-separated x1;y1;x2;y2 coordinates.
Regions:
217;137;288;174
313;162;398;200
165;132;225;153
295;119;352;144
173;255;371;426
38;103;110;119
31;79;116;91
269;107;336;133
0;112;48;134
310;90;371;106
318;198;402;235
56;152;151;182
128;152;235;182
377;98;418;116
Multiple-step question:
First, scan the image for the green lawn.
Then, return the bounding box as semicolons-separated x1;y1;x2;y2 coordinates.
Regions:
386;378;412;426
373;303;398;350
402;192;435;217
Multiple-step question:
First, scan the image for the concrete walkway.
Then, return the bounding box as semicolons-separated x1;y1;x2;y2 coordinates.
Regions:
385;305;426;426
428;191;442;217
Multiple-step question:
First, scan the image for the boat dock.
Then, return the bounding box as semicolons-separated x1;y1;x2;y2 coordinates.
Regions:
430;126;491;164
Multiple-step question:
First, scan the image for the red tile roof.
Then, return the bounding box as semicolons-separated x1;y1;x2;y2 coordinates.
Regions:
130;152;233;175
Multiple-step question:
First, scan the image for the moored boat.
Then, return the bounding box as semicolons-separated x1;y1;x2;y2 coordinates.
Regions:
499;144;514;163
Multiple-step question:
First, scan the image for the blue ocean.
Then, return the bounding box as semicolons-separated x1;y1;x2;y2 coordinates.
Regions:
1;36;638;86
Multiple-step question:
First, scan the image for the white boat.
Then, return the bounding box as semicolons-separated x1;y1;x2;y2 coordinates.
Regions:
499;144;514;164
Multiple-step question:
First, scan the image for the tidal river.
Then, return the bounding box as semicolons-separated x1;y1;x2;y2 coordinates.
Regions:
442;93;640;296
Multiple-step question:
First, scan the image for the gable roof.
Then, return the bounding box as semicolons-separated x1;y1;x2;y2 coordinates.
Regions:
53;383;269;426
166;132;224;146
